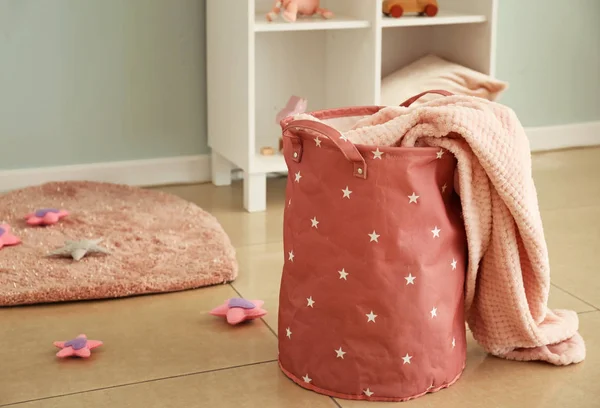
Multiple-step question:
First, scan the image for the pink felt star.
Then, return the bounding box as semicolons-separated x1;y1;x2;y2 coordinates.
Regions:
210;298;267;325
275;95;307;124
0;224;21;250
54;334;103;358
25;208;69;226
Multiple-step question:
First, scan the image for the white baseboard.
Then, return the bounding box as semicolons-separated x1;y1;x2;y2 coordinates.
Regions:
0;155;211;192
526;121;600;152
1;121;599;192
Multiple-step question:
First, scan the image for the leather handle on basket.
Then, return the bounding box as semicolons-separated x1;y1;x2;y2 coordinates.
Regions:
400;90;453;107
283;119;367;179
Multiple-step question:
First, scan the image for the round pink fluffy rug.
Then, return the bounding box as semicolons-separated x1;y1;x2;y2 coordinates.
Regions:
0;181;238;306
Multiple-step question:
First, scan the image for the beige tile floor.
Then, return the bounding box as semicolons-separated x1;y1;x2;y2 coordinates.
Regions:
1;147;599;407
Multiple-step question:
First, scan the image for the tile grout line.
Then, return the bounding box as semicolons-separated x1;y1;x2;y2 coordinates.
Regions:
229;283;279;338
0;359;278;408
551;283;600;311
331;397;343;407
233;238;283;250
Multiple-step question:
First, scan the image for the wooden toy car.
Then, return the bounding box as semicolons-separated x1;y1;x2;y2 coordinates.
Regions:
382;0;439;18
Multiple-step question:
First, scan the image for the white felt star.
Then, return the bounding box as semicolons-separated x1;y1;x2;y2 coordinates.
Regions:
372;148;384;159
402;353;412;364
405;273;416;285
303;374;312;383
431;226;441;238
294;171;302;182
314;137;322;147
364;388;374;397
335;347;346;359
288;250;295;262
366;311;377;323
47;238;110;261
310;217;319;228
436;149;444;159
338;268;349;280
408;192;419;203
307;296;315;308
451;259;457;270
368;231;380;242
286;327;292;339
341;186;352;199
430;307;438;318
452;337;456;348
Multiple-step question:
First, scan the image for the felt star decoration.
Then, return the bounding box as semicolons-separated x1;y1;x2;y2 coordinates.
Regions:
0;224;21;250
210;298;267;325
25;208;69;226
54;334;103;358
47;238;110;261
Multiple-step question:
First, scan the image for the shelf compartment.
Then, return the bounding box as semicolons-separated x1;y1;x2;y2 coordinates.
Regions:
254;13;370;32
381;10;486;28
253;151;288;174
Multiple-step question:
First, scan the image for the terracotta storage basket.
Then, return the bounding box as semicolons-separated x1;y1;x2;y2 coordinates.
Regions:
277;101;467;402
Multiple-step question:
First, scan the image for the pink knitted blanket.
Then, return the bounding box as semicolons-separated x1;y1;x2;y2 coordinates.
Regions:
297;94;585;365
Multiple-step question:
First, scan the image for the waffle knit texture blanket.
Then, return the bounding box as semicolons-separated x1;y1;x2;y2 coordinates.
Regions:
295;94;586;365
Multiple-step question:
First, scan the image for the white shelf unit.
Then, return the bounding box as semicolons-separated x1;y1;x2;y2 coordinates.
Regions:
207;0;497;212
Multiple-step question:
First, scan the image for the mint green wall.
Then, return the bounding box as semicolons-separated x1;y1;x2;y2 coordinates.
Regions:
496;0;600;127
0;0;208;170
1;1;598;171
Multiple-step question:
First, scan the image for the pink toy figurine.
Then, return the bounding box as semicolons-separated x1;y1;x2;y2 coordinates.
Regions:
0;224;21;250
210;298;267;325
54;334;103;358
25;208;69;226
266;0;334;23
276;96;308;124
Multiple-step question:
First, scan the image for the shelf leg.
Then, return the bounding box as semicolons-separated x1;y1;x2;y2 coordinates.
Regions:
243;172;267;213
211;152;233;186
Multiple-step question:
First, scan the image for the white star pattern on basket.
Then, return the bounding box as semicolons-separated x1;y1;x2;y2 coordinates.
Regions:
311;217;319;228
280;127;467;391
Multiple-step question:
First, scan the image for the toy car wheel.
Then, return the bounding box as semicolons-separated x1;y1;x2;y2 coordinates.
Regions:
424;4;438;16
390;5;403;18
